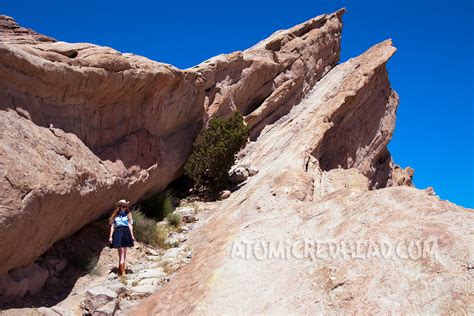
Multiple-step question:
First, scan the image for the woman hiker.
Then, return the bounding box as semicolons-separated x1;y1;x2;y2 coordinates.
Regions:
109;199;136;276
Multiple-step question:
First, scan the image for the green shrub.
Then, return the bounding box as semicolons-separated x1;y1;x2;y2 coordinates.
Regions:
166;212;181;227
184;112;249;192
156;224;175;249
133;210;178;248
132;211;160;245
140;191;174;220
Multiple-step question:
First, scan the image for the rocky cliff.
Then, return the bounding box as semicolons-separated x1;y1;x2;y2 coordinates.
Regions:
132;39;473;315
1;8;472;314
0;10;346;278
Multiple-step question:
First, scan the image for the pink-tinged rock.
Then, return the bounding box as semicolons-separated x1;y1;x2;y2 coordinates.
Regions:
131;39;474;315
0;9;345;277
0;263;49;297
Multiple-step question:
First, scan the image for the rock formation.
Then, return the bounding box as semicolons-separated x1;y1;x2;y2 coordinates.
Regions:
0;9;344;279
0;8;472;314
132;39;473;315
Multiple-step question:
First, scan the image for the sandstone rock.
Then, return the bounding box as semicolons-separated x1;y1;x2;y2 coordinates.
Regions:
37;306;71;316
164;236;181;248
54;259;68;273
83;286;117;313
107;272;117;280
137;268;166;279
0;15;55;43
37;307;56;316
2;8;472;316
0;9;345;276
117;299;136;314
158;246;193;273
131;284;156;294
162;247;184;260
180;225;192;232
220;190;231;199
425;186;437;196
247;165;259;176
391;165;415;187
0;263;49;297
137;278;162;287
170;231;188;242
321;168;369;197
145;248;160;256
229;166;249;183
51;306;71;316
175;206;195;214
94;300;118;316
200;10;345;139
113;299;140;316
131;38;474;315
174;207;197;223
108;283;127;295
181;214;197;224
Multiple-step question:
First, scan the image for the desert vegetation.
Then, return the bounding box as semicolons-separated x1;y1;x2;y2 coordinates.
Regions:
184;112;249;193
132;209;178;249
166;212;181;227
139;191;174;220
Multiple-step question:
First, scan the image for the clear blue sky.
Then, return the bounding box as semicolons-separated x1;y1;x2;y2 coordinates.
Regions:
2;0;473;207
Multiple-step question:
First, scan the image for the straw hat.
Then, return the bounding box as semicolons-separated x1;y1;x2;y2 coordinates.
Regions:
116;199;130;207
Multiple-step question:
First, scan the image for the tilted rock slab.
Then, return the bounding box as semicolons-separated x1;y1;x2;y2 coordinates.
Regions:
0;11;344;276
132;41;474;314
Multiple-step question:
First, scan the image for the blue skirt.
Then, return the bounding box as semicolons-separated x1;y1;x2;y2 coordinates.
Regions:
111;226;134;248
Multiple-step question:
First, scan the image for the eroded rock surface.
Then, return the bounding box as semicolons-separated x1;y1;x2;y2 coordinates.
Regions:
195;10;344;139
131;41;474;314
1;8;472;314
0;9;344;276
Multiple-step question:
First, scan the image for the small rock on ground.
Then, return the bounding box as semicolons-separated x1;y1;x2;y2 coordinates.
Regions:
220;190;231;199
84;286;117;313
131;284;155;294
137;268;166;279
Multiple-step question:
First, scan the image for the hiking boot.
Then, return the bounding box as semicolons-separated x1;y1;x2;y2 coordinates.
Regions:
118;263;124;276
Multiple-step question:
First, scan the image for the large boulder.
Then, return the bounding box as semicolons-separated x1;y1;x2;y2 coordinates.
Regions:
131;39;473;314
0;9;345;276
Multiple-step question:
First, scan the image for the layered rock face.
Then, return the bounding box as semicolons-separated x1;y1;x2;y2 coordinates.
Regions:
2;9;472;313
0;20;203;279
132;41;473;315
0;11;345;277
195;10;344;139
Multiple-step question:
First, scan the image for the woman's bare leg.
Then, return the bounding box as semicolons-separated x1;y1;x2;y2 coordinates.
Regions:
123;247;128;271
119;247;125;264
117;248;122;274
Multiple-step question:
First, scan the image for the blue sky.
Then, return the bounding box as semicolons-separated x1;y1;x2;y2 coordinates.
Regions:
1;0;473;207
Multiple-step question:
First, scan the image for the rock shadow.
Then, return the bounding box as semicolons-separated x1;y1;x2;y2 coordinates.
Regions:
0;220;110;310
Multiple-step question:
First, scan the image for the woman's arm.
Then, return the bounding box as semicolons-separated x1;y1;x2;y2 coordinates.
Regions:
109;224;114;243
129;214;136;241
129;223;135;241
